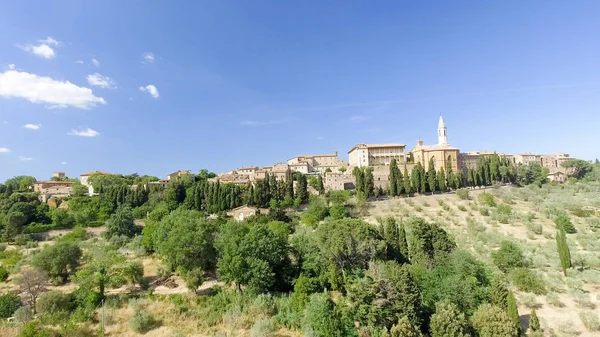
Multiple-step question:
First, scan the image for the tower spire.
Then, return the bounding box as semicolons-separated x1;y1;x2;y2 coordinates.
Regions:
438;115;448;145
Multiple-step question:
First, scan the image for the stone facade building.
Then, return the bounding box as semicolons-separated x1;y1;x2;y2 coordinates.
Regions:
348;144;407;168
408;116;460;172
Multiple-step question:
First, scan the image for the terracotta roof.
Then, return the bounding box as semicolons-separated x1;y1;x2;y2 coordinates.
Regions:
80;171;111;176
290;153;338;159
238;166;259;170
348;143;406;153
34;181;75;185
411;143;458;152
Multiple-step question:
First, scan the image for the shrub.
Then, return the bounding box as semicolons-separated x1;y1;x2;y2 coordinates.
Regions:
457;205;467;212
509;268;546;294
36;290;74;316
0;293;21;318
129;308;158;333
302;293;343;337
13;306;32;324
492;241;526;272
471;303;518;337
579;311;600;331
555;214;576;233
478;193;496;207
0;265;8;282
456;188;470;200
569;206;594;218
479;207;490;217
442;205;450;212
329;204;348;220
437;200;444;206
518;293;540;309
251;316;275;337
14;234;32;246
525;222;543;235
572;290;594;309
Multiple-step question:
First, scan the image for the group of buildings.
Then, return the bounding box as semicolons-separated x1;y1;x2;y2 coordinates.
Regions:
32;116;576;204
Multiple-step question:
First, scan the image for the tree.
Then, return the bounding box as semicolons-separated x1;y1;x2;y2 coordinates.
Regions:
529;309;540;333
16;268;48;314
0;293;21;318
407;218;456;268
427;159;437;193
316;175;325;194
438;167;446;192
297;174;309;204
163;181;186;210
390;316;422;337
217;221;292;293
364;167;375;198
429;300;470;337
390;159;401;196
471;303;518;337
403;166;412;194
32;241;82;283
492;241;525;272
561;159;592;179
398;220;409;261
302;293;343;337
50;208;75;228
490;277;509;310
554;214;576;233
506;290;520;335
353;167;364;196
556;225;571;276
411;165;422;194
104;205;138;239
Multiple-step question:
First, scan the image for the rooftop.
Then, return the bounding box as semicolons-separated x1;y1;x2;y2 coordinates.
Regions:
34;181;75;185
348;143;406;153
80;171;111;176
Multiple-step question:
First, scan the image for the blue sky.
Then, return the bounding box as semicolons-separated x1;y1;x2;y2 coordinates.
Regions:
1;1;599;181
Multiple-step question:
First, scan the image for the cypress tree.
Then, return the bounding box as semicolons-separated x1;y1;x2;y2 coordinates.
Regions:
384;217;403;263
418;163;427;194
427;158;437;193
316;175;325;194
556;226;571;276
390;159;399;196
353;167;365;196
438;167;446;192
297;174;309;203
490;277;509;310
467;169;474;187
411;165;421;194
507;290;521;335
364;167;375;198
403;166;412;195
398;220;409;263
445;161;453;190
397;168;404;195
529;309;540;332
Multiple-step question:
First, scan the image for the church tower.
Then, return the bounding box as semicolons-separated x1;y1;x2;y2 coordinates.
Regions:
437;115;448;145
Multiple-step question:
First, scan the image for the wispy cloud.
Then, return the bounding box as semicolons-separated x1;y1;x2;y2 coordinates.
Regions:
142;52;155;64
86;73;116;89
0;147;10;153
19;156;34;161
139;84;159;98
23;123;41;130
348;115;368;123
315;136;324;140
68;127;100;137
8;64;15;70
18;36;60;59
0;69;106;109
75;60;84;64
61;161;67;165
240;120;280;126
91;58;100;67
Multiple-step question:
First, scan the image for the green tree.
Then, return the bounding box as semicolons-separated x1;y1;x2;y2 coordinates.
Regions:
384;217;405;263
471;303;518;337
411;165;421;194
0;293;21;318
163;181;186;210
554;213;576;233
403;166;412;194
492;241;525;272
104;205;138;239
32;241;82;283
556;225;571;276
408;218;456;268
490;277;509;310
353;166;365;196
438;167;447;192
429;300;470;337
561;159;592;179
398;220;410;261
364;167;375;198
297;174;309;204
390;316;422;337
529;309;540;333
389;159;400;196
50;208;75;228
427;159;437;193
506;290;521;334
302;293;343;337
316;175;325;194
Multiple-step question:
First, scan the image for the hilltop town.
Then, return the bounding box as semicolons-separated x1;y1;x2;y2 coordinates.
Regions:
33;116;578;207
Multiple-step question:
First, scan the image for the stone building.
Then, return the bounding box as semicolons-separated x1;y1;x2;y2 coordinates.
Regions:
287;152;348;173
408;116;460;172
541;153;571;170
324;172;355;191
33;181;74;202
348;144;407;168
512;153;541;166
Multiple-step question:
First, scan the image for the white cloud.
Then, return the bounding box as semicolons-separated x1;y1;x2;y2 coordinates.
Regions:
0;69;106;109
91;58;100;67
75;60;84;64
86;73;116;89
19;156;34;161
240;120;279;126
61;161;67;165
23;123;41;130
143;52;155;64
139;84;159;98
8;64;15;70
19;36;60;59
68;127;100;137
0;147;10;153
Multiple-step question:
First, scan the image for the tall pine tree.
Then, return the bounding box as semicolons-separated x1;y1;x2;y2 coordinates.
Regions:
427;158;437;193
403;166;412;195
389;159;399;196
556;226;572;276
438;167;446;192
507;291;521;335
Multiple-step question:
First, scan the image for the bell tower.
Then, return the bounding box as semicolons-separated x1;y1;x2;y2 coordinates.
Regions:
438;115;448;145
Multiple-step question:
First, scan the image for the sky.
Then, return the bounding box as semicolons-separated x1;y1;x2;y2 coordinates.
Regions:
1;1;599;181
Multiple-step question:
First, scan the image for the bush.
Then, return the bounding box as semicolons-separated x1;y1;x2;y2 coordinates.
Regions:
329;204;348;220
525;222;543;235
572;289;594;309
555;214;576;233
0;293;21;318
479;207;490;216
478;193;496;207
130;308;158;333
471;303;518;337
13;306;32;324
251;316;275;337
509;268;546;294
0;265;8;282
579;311;600;331
457;205;467;212
456;188;470;200
492;241;526;272
14;234;32;246
37;291;74;316
546;292;564;307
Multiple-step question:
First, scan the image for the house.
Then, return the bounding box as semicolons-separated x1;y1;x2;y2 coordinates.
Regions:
53;171;66;178
349;144;407;168
79;171;111;187
226;205;270;221
547;171;567;184
324;172;356;191
168;170;195;181
33;181;74;202
288;152;348;173
146;180;170;189
513;153;541;166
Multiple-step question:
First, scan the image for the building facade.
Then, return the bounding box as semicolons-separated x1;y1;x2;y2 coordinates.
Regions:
348;144;407;167
408;116;460;172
